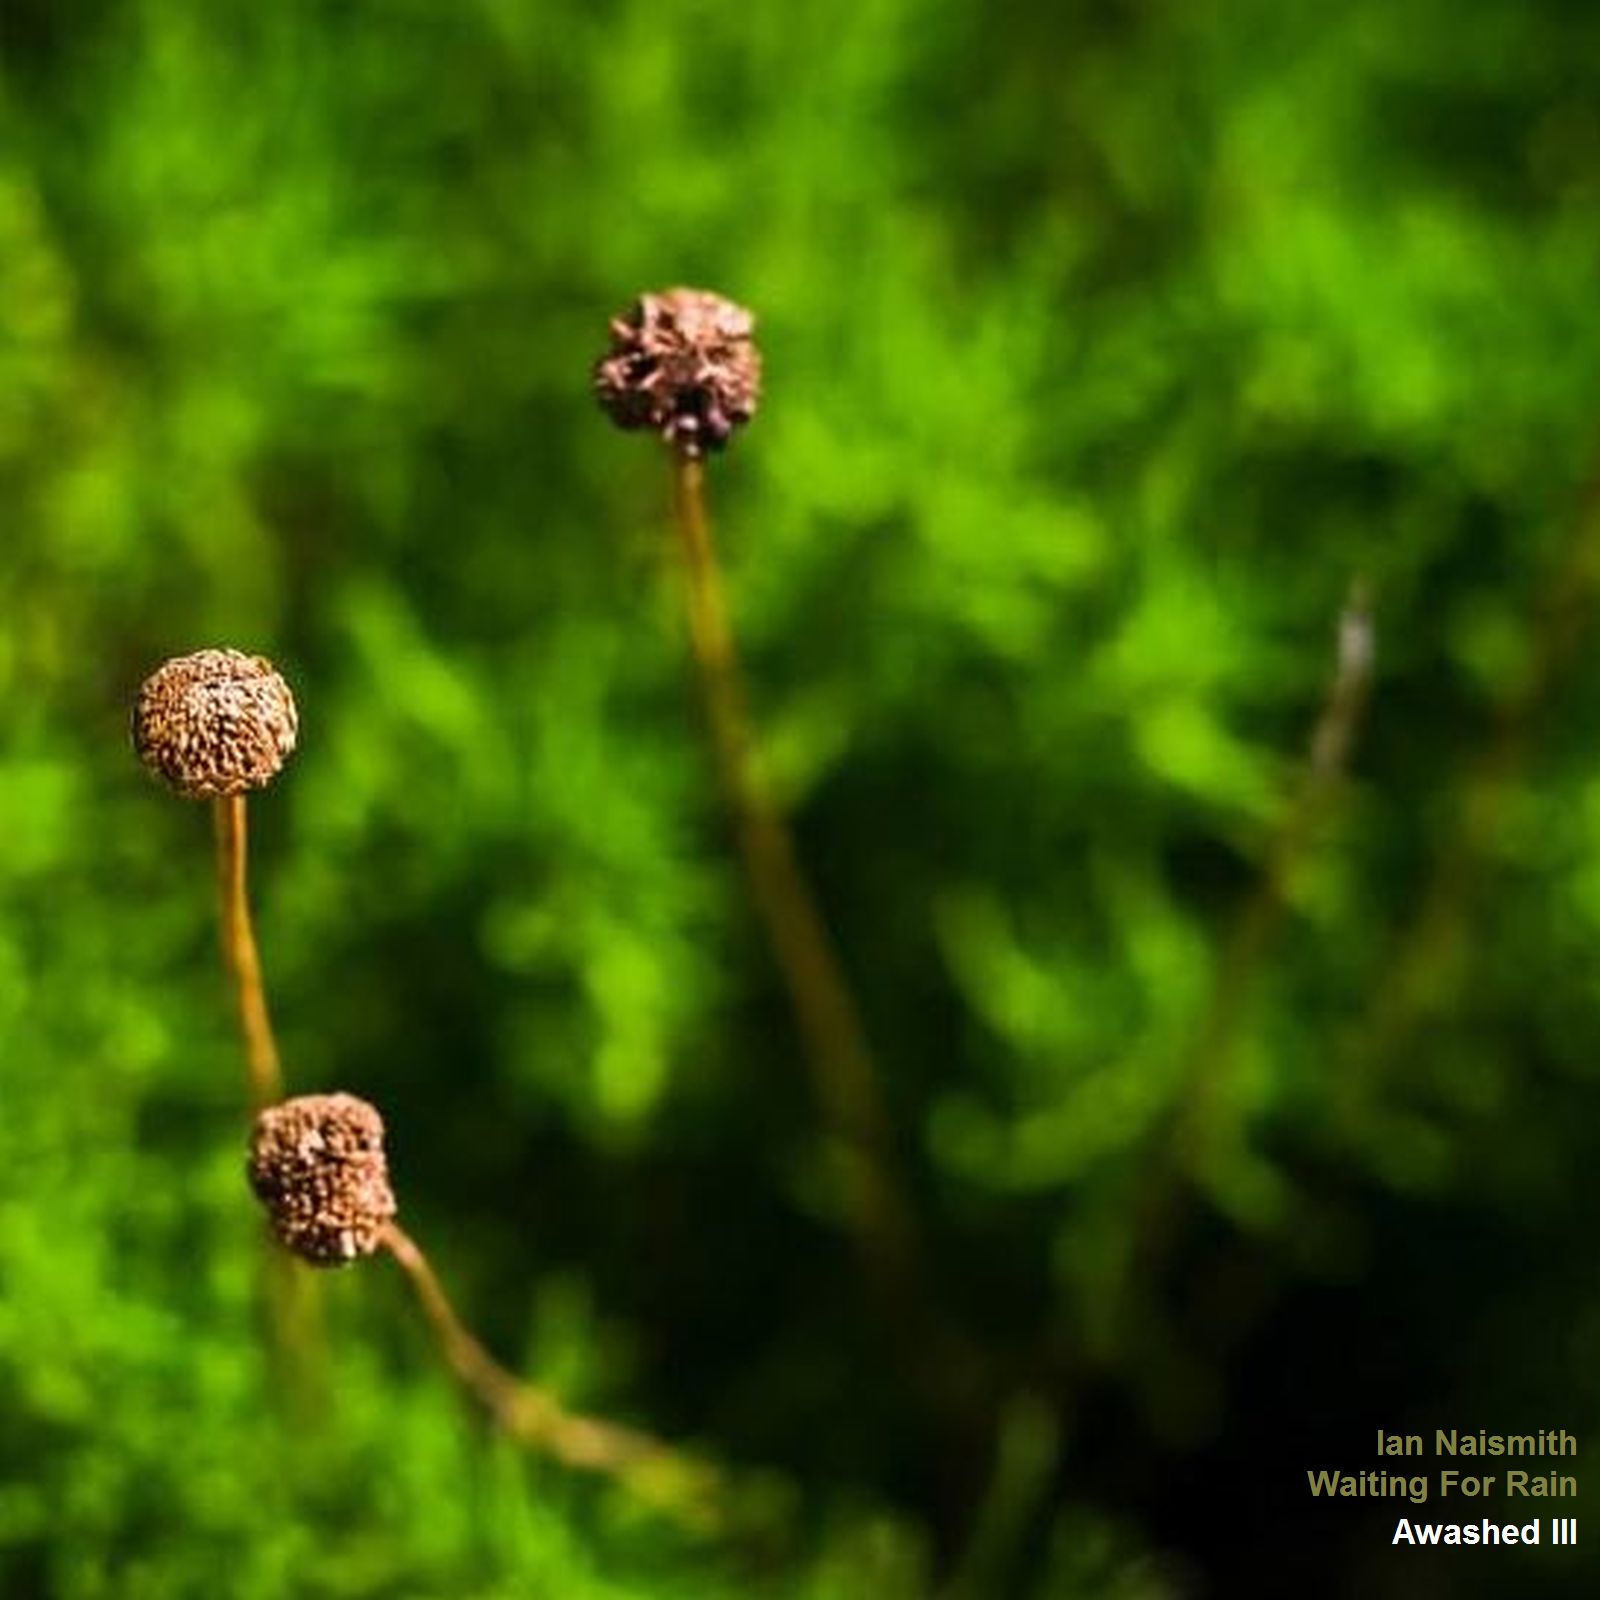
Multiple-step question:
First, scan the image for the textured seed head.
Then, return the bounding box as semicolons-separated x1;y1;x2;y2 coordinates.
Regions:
132;649;298;798
248;1094;397;1267
593;288;762;458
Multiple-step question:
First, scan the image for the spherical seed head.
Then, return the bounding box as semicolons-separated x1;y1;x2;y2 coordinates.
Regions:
593;288;762;458
248;1094;397;1267
132;648;298;799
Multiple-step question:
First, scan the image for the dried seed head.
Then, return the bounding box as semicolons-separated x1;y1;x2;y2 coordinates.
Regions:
133;648;298;799
594;288;762;458
248;1093;397;1266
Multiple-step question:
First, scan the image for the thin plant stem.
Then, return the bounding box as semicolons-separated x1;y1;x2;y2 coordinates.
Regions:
381;1221;722;1528
939;1393;1060;1600
1112;582;1375;1342
214;793;322;1405
213;794;284;1112
669;455;918;1297
1174;578;1376;1165
1342;472;1600;1115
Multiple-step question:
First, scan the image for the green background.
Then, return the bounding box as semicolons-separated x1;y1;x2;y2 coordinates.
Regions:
3;1;1600;1594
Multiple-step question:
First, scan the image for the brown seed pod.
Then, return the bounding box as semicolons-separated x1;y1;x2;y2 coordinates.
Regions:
132;648;298;798
247;1094;397;1266
593;288;762;458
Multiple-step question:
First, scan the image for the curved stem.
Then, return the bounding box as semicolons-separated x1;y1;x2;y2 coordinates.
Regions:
670;455;918;1296
382;1222;720;1526
213;794;284;1112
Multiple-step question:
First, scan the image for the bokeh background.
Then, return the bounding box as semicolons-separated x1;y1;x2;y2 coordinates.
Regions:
3;1;1600;1595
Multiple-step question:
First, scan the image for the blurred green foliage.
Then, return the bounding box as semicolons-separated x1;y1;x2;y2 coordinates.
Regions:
3;1;1600;1594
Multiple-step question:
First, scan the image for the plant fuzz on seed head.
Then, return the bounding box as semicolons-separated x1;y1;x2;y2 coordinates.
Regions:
593;288;762;458
248;1094;397;1266
133;648;298;798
